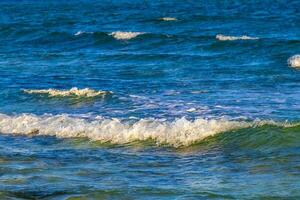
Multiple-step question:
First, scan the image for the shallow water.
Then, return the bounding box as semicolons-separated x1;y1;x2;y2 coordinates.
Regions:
0;0;299;199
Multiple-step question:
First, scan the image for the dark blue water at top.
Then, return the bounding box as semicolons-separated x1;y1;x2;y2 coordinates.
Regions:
0;1;299;199
0;0;299;120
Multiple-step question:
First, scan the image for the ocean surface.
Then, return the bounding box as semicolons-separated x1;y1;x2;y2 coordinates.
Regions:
0;0;300;199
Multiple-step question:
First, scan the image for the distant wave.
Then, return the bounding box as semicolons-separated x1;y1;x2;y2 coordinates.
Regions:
23;87;112;98
74;31;94;36
72;31;171;41
216;34;259;41
160;17;177;21
0;114;297;147
73;30;145;40
110;31;144;40
288;55;300;68
21;30;178;44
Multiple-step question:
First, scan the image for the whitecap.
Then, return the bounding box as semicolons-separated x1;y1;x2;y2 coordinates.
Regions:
0;114;294;147
160;17;177;21
186;108;197;112
74;31;93;36
288;55;300;68
110;31;144;40
216;34;258;41
23;87;111;98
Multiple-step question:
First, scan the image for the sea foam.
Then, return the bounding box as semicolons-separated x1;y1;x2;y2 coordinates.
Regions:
288;55;300;68
23;87;111;98
160;17;177;21
110;31;144;40
216;34;258;41
0;114;293;147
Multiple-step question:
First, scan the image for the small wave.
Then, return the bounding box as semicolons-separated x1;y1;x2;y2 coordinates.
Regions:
23;87;111;98
216;34;259;41
288;55;300;68
110;31;144;40
160;17;177;21
186;108;197;112
0;114;296;147
191;90;208;94
74;31;94;36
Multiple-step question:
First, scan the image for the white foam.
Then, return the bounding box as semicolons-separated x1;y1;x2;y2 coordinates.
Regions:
0;114;294;147
186;108;197;112
160;17;177;21
23;87;111;98
216;34;259;41
110;31;144;40
288;55;300;68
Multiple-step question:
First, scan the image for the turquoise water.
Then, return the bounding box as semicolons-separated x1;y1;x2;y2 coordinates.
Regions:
0;0;300;199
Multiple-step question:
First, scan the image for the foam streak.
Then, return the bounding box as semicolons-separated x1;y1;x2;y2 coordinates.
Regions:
216;34;258;41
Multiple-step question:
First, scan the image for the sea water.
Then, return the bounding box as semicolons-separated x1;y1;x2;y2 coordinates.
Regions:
0;0;299;199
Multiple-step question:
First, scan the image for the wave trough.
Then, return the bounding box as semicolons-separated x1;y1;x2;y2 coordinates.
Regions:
23;87;111;98
216;34;259;41
0;114;296;147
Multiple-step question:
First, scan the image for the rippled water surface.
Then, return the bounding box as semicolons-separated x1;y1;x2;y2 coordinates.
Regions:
0;0;299;199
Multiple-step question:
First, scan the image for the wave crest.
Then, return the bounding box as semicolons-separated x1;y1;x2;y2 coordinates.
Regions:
74;31;94;36
216;34;258;41
288;55;300;68
110;31;144;40
160;17;177;21
23;87;111;98
0;114;295;147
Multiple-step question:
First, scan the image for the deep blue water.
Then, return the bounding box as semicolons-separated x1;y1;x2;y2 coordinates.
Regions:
0;0;299;199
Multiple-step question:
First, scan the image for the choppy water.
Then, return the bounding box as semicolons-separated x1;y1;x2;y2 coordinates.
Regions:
0;0;300;199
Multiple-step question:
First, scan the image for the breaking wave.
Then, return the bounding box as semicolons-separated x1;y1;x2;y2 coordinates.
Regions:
74;31;94;36
110;31;144;40
288;55;300;68
23;87;112;98
0;113;297;147
216;34;259;41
